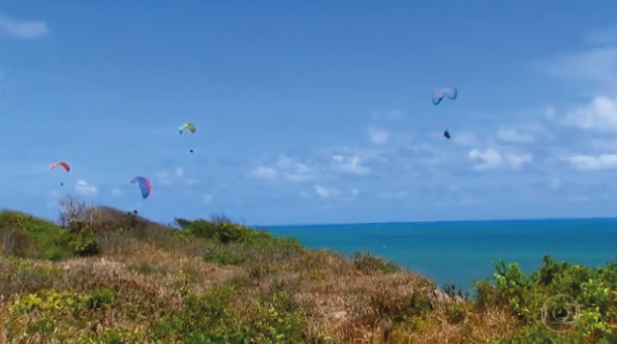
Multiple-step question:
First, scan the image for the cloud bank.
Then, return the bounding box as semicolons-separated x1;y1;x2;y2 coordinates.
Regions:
0;13;49;39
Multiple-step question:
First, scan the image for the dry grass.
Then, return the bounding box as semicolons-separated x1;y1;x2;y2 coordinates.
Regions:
0;232;518;343
1;198;612;343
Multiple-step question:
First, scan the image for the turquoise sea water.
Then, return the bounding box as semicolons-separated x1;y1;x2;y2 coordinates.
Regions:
265;219;617;291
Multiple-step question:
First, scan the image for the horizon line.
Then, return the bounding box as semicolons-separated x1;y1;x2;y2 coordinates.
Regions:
258;216;617;228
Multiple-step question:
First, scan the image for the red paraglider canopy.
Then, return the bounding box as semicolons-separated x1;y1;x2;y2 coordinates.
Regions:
50;161;70;172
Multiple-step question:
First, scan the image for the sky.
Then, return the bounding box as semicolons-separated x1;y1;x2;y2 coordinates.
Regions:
2;1;617;226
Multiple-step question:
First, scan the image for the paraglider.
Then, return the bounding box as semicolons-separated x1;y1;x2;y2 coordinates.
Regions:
179;123;196;134
432;86;458;139
50;161;70;172
432;87;458;105
131;176;151;199
179;123;197;153
50;161;70;186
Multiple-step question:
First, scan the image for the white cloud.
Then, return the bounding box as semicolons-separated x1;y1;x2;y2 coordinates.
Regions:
186;178;198;186
505;153;533;170
155;167;186;185
367;126;389;144
536;48;617;84
585;26;617;46
277;155;317;181
469;148;532;170
303;186;358;200
452;131;477;146
496;128;535;143
561;154;617;170
253;166;277;178
253;155;317;182
0;13;49;39
330;154;370;175
342;188;360;201
469;148;503;170
203;194;213;203
75;180;97;195
111;188;122;196
591;138;617;152
314;185;339;198
562;96;617;132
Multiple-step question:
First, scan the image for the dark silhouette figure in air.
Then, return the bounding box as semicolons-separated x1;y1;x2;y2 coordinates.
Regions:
444;130;450;139
60;182;64;186
189;149;194;153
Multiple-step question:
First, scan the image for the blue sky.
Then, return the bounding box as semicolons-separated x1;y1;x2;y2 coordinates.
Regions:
2;1;617;225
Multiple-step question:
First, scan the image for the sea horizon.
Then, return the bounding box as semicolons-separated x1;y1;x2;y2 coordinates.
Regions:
264;217;617;291
260;216;617;228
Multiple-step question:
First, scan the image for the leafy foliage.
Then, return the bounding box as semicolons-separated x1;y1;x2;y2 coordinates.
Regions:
173;217;272;244
0;210;98;260
476;255;617;343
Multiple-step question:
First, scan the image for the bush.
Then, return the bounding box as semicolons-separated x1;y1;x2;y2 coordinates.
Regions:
0;209;100;261
151;283;247;342
476;255;617;343
351;251;400;274
174;217;272;244
69;230;98;257
0;210;73;260
203;248;246;265
246;281;310;343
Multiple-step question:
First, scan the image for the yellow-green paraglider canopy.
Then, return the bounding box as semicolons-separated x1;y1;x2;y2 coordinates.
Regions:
179;123;196;134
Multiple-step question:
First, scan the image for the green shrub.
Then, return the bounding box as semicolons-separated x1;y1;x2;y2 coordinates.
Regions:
84;329;143;344
479;255;617;342
247;281;309;343
69;230;98;257
151;283;246;342
0;211;72;259
43;246;65;261
0;210;98;260
352;251;400;274
86;287;116;310
446;302;466;324
203;248;246;265
174;217;271;244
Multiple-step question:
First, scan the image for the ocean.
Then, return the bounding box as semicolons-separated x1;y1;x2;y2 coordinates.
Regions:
265;218;617;291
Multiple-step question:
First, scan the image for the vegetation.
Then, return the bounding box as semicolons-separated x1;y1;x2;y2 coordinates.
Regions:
1;196;617;343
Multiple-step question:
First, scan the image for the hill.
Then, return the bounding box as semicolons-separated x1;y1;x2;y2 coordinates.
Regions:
1;196;617;343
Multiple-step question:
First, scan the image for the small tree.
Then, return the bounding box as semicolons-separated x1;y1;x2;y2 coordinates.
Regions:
58;195;96;229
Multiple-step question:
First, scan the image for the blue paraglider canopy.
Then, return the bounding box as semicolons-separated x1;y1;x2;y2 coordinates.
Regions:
131;176;151;199
432;86;458;105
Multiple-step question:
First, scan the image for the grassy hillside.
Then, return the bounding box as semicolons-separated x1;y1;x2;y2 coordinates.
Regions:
1;197;617;343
